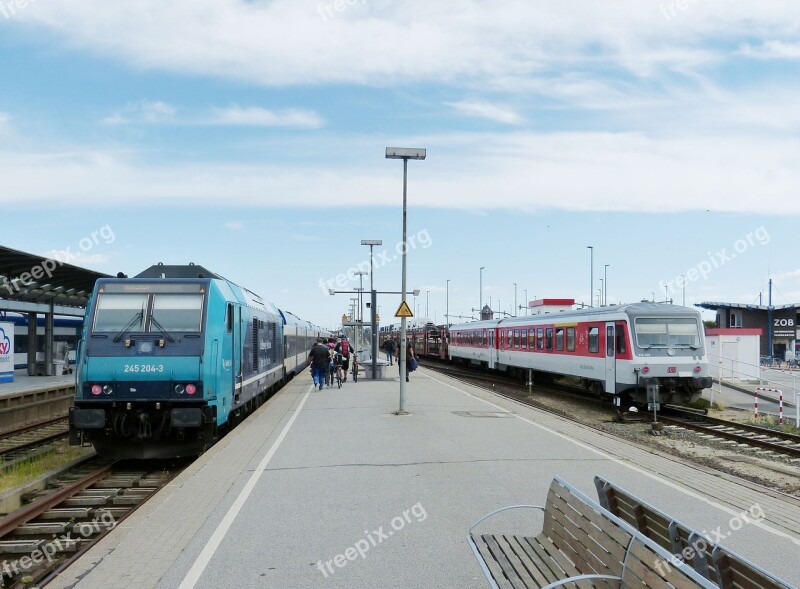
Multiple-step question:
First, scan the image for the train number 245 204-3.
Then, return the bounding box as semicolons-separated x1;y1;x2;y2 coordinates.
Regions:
124;364;165;373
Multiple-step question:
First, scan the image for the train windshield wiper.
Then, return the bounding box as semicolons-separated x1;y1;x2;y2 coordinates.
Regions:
112;309;144;343
149;315;176;343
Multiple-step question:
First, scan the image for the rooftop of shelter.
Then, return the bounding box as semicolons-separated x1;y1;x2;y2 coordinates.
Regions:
0;244;111;311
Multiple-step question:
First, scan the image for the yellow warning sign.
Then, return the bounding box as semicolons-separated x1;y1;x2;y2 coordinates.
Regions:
394;300;414;318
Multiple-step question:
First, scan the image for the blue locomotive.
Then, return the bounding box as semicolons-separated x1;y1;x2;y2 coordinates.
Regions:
69;264;325;459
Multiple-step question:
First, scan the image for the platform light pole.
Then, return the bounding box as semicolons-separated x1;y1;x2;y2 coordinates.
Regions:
446;279;450;326
354;271;367;355
386;146;426;415
587;246;594;308
426;290;429;319
479;266;485;315
362;239;383;379
599;279;604;307
524;289;528;316
513;283;517;317
604;264;609;306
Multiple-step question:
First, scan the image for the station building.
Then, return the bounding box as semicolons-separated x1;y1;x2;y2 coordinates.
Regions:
696;301;800;360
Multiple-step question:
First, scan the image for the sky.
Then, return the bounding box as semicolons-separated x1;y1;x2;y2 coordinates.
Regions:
1;1;800;328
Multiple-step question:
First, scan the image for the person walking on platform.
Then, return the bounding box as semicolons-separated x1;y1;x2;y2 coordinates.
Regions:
396;340;415;382
384;337;396;366
308;338;331;391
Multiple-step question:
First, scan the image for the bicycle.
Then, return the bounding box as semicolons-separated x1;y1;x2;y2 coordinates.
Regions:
333;360;343;388
351;353;359;383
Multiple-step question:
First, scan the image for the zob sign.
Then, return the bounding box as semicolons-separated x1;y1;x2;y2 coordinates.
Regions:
0;322;13;383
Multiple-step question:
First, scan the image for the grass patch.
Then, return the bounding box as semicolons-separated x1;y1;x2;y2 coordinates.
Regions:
686;398;726;411
746;414;800;434
0;443;92;493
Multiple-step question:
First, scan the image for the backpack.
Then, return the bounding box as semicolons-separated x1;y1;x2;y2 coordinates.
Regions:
340;341;350;358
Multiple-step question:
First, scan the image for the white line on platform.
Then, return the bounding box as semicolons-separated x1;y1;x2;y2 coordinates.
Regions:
178;384;314;589
421;372;800;547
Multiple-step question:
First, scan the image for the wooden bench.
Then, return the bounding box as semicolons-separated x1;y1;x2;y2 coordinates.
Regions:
594;476;794;589
468;476;719;589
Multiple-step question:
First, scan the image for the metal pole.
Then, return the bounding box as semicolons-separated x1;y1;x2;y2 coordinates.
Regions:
426;290;429;319
479;267;484;315
599;279;603;307
587;246;593;308
370;244;377;380
604;264;609;306
513;283;517;317
399;157;408;414
446;279;450;326
767;278;773;363
682;274;685;306
524;289;528;316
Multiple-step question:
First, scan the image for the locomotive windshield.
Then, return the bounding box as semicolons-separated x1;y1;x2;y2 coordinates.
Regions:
151;294;204;332
93;293;147;332
633;317;701;349
92;291;204;334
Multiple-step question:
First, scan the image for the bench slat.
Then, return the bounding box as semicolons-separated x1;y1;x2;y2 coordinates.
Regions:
497;534;544;588
473;534;516;589
550;487;632;550
625;538;705;589
713;549;793;589
485;534;529;589
506;535;556;587
525;535;595;589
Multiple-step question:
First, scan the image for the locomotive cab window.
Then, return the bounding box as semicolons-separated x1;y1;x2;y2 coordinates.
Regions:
92;293;148;332
634;317;701;349
151;294;204;333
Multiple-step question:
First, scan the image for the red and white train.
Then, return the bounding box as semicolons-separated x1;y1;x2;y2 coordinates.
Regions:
392;302;712;404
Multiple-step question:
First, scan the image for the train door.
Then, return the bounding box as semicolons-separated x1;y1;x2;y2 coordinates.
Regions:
605;322;616;394
486;329;497;368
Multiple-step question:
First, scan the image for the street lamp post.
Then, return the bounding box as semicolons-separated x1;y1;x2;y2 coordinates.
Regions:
386;146;426;415
354;271;367;355
524;289;528;316
513;283;517;317
599;279;604;307
479;267;485;316
362;239;383;379
446;279;450;326
587;246;594;308
604;264;609;306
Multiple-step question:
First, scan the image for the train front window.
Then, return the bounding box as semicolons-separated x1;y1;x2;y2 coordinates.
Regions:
151;294;204;333
93;293;148;332
634;317;700;349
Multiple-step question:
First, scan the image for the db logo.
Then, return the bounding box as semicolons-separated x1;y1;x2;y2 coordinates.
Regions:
667;366;677;374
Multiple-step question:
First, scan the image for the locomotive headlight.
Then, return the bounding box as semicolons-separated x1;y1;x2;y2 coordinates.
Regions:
91;384;102;396
102;385;114;395
185;384;197;395
175;384;186;395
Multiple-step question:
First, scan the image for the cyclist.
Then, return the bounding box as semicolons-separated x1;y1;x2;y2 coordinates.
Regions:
331;340;345;386
326;337;337;387
335;337;354;382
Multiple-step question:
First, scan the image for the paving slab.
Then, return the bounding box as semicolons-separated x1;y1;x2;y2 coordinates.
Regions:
47;368;800;589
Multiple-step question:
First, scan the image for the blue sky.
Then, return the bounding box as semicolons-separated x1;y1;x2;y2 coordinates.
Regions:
2;1;800;328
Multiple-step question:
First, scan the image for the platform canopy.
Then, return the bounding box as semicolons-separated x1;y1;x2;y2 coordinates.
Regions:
0;244;111;315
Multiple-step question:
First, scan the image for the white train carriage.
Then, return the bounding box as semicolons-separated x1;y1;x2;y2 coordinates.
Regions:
449;303;711;404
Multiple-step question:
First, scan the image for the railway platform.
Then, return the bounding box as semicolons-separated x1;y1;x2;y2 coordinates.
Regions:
48;368;800;589
0;370;74;398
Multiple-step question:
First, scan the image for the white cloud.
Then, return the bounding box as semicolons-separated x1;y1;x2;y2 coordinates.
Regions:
2;129;800;214
11;1;800;88
225;221;244;230
738;41;800;60
446;100;522;124
101;100;177;125
208;106;324;128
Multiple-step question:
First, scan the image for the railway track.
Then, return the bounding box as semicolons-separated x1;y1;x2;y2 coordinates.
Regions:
423;360;800;459
0;456;188;588
660;407;800;459
0;417;70;467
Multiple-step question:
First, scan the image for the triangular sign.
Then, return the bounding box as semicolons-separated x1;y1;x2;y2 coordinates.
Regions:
394;300;414;318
